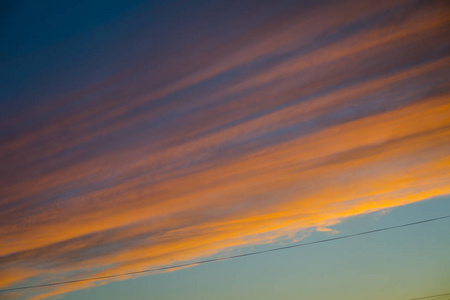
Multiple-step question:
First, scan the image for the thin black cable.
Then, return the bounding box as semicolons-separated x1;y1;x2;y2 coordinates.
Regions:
410;292;450;300
0;215;449;293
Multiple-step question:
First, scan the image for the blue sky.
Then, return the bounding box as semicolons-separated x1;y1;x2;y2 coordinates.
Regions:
59;196;450;300
0;1;449;299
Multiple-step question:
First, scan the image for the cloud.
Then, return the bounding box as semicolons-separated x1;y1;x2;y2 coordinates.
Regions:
1;0;449;299
316;227;340;235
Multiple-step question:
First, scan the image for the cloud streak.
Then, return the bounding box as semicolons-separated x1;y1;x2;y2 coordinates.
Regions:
1;0;449;299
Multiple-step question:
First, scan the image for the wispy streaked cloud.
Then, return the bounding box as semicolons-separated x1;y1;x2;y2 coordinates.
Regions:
1;0;449;299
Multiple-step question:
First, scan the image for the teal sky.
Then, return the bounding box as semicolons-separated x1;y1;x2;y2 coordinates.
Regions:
57;196;449;300
1;1;449;299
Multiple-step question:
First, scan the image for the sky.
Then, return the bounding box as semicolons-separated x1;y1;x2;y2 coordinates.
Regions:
0;0;449;299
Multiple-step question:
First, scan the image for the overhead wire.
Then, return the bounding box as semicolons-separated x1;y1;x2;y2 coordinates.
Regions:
0;215;449;293
410;292;450;300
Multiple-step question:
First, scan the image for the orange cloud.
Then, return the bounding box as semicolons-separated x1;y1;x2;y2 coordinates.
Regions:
1;0;449;299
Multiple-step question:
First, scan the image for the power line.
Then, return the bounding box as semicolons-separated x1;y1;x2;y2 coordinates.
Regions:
0;215;449;293
410;292;450;300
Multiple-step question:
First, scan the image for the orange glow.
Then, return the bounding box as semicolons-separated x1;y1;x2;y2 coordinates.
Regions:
1;1;449;299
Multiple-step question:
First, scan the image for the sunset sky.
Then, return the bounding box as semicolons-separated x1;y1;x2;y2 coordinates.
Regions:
0;0;449;299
